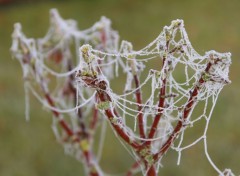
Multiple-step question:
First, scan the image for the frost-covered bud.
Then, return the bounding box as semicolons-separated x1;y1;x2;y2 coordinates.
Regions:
172;19;183;29
165;30;171;42
121;40;133;53
80;44;94;63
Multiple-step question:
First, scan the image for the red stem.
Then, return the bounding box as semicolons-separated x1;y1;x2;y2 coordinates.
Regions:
133;75;146;139
45;93;74;137
90;96;99;129
148;78;166;140
146;165;156;176
97;90;140;149
147;56;167;142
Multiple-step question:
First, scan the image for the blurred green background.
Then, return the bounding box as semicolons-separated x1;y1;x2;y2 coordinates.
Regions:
0;0;240;175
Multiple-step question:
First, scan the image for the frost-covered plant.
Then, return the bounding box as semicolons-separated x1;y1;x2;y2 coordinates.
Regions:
11;9;235;176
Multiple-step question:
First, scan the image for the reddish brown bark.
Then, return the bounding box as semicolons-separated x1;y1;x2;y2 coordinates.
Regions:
133;74;146;139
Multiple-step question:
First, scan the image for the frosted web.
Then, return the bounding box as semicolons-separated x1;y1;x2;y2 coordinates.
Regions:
11;8;235;176
75;20;233;176
11;9;119;175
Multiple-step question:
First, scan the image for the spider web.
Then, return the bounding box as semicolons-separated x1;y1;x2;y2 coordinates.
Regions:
11;9;118;174
76;20;234;176
11;9;235;176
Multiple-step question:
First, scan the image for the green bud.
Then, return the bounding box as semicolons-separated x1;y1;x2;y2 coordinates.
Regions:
96;101;111;110
145;155;154;165
202;72;211;82
139;148;148;157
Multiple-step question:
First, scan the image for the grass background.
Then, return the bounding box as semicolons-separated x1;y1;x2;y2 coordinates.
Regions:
0;0;240;175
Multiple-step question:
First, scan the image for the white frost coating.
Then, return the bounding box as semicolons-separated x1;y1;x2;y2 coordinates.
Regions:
12;9;235;176
11;9;119;176
75;19;233;175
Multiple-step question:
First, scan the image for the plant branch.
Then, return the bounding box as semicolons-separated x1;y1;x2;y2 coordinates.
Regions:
97;88;140;149
154;61;213;161
133;74;146;139
147;43;169;142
